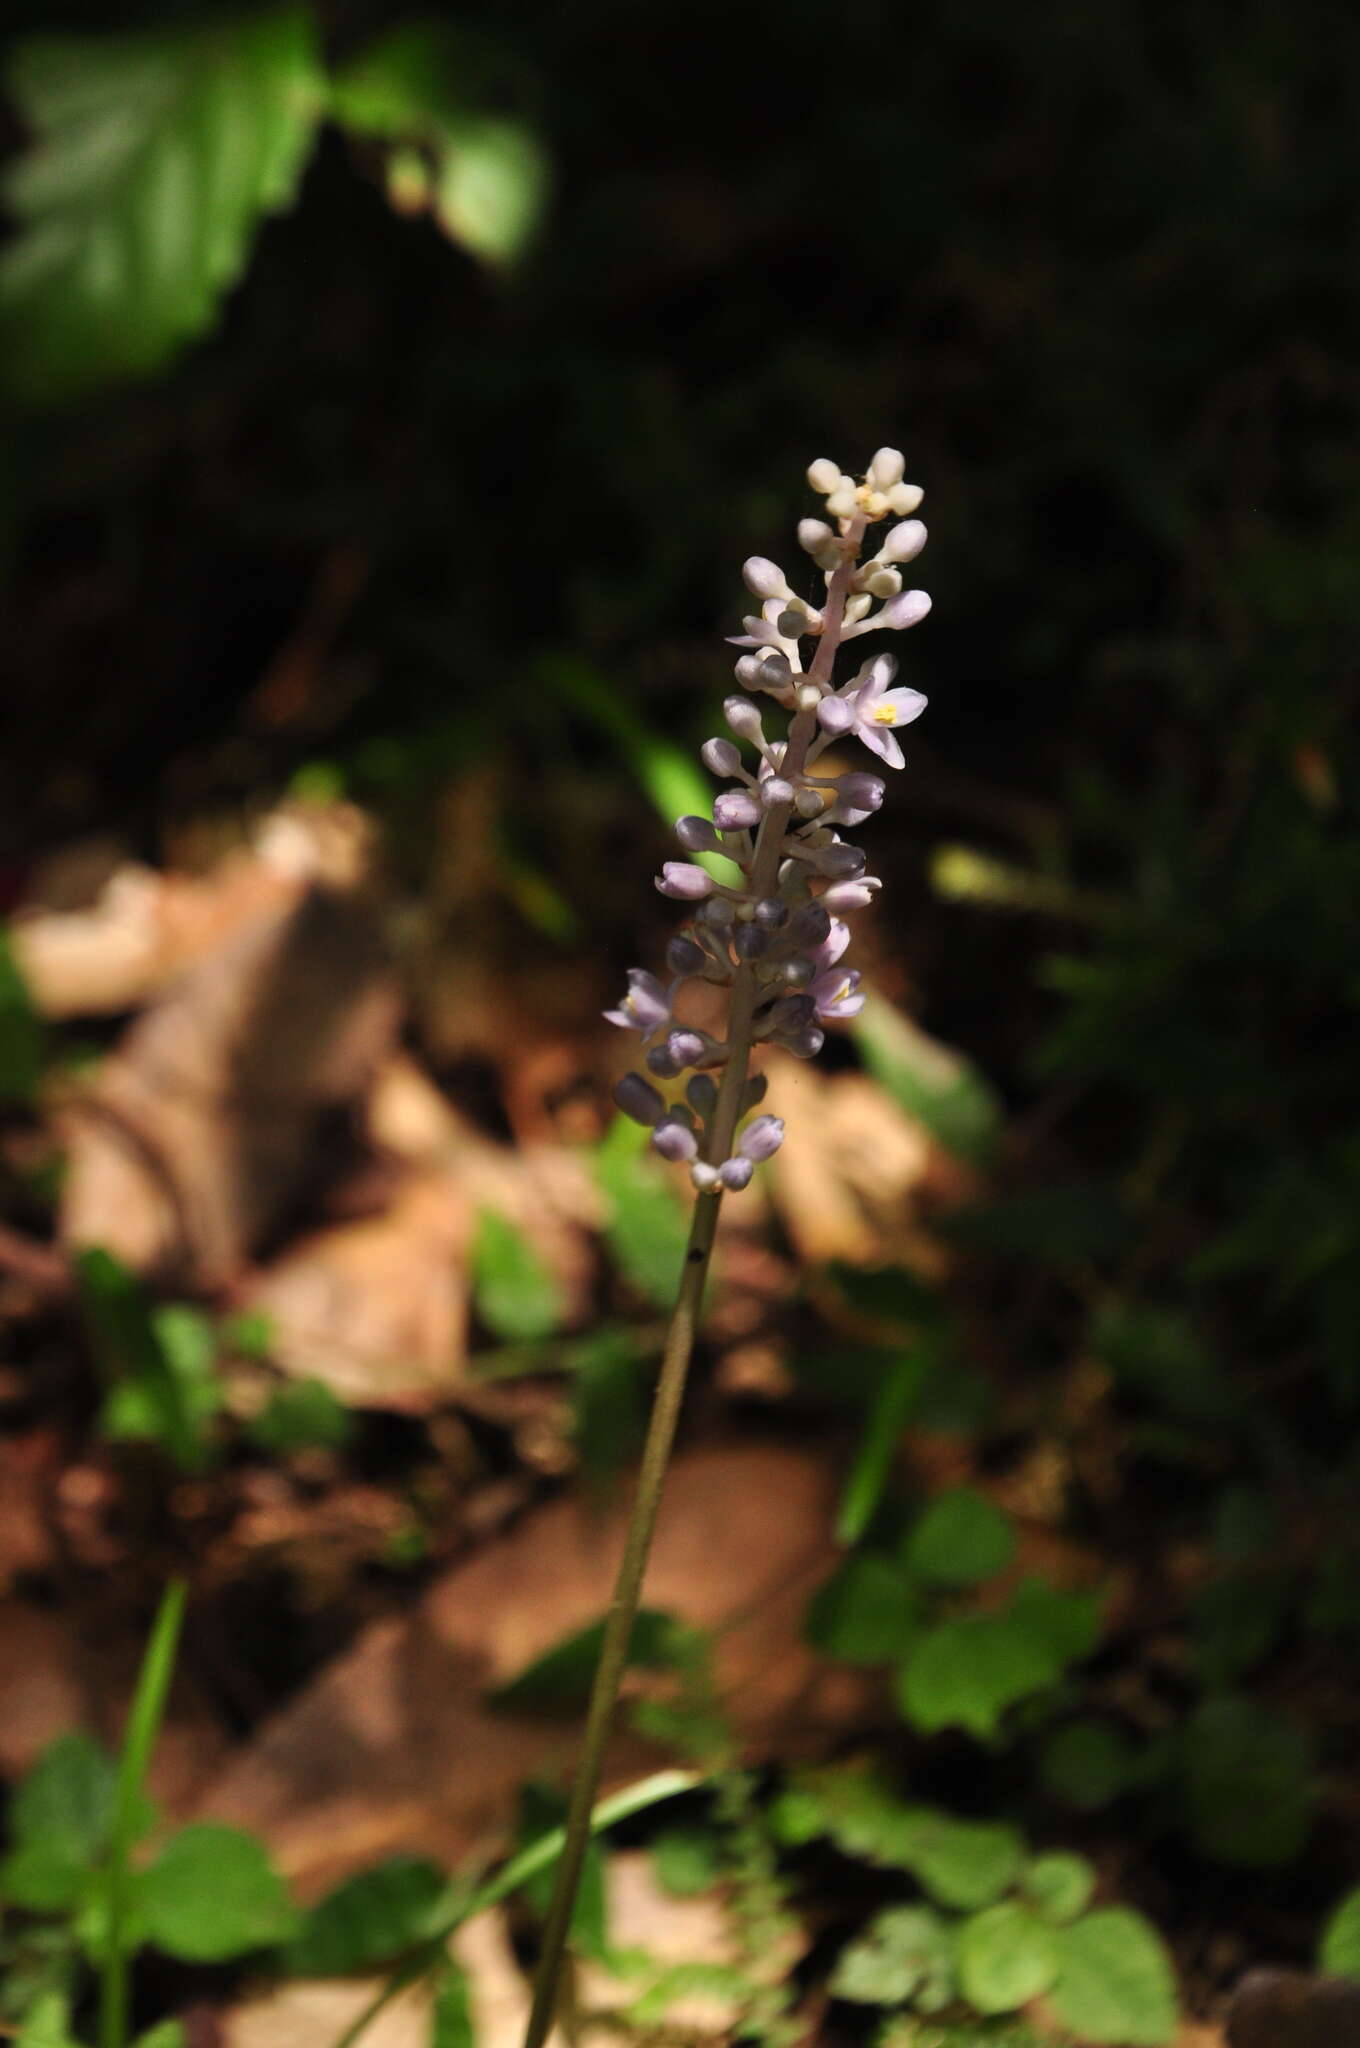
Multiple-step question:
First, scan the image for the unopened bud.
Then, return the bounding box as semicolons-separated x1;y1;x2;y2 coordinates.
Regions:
675;815;720;852
881;519;927;563
701;736;743;777
807;458;841;495
613;1073;664;1125
743;556;790;599
724;695;765;741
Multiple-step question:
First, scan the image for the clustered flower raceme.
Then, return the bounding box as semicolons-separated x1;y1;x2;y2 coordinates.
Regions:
607;448;930;1193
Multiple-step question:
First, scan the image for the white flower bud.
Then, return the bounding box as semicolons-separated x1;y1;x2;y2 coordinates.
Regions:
882;518;927;563
887;482;924;515
743;556;791;600
826;484;858;518
723;695;766;741
868;447;906;489
797;517;833;553
806;458;841;494
865;566;902;598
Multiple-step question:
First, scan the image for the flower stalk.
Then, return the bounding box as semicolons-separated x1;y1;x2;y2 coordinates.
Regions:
521;451;931;2048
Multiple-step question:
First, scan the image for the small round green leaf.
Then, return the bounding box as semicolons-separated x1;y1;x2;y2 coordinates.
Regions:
898;1612;1055;1740
1022;1851;1095;1924
831;1904;957;2008
958;1901;1060;2014
903;1488;1016;1586
1050;1907;1178;2045
1320;1884;1360;1980
143;1824;299;1961
806;1552;921;1665
898;1812;1025;1911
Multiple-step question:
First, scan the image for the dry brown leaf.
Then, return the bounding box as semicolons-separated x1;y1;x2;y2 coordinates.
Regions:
12;805;373;1020
242;1170;471;1408
762;1056;955;1271
59;882;398;1285
196;1443;865;1895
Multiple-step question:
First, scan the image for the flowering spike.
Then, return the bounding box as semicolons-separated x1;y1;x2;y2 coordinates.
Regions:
603;450;930;1189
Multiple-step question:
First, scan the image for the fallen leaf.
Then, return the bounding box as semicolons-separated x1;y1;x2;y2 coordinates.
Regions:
197;1444;864;1894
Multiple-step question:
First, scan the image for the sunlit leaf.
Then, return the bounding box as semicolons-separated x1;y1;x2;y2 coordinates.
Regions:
957;1901;1060;2014
0;7;323;403
142;1824;299;1960
472;1207;563;1343
902;1487;1015;1587
1048;1908;1178;2045
1320;1885;1360;1980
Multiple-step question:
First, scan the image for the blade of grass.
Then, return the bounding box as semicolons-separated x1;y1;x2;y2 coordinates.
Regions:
99;1578;187;2048
330;1768;701;2048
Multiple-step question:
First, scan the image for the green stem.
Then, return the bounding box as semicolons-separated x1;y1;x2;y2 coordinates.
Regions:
100;1577;188;2048
521;1188;721;2048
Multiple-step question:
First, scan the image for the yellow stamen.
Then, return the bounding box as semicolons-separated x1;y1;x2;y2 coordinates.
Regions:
872;704;898;725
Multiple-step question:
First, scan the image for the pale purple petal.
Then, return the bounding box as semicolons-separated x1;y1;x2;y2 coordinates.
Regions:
737;1114;785;1162
656;862;715;900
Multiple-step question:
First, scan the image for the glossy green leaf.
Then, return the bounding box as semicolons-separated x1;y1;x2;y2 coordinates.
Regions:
142;1823;299;1960
957;1901;1060;2014
903;1488;1016;1587
0;7;323;404
1048;1908;1178;2045
472;1207;563;1342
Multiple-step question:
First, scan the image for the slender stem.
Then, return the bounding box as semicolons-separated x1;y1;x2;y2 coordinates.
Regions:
521;516;868;2048
100;1577;187;2048
521;1190;721;2048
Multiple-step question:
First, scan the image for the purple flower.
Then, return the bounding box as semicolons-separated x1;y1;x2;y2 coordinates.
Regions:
652;1114;698;1163
738;1114;785;1162
656;862;716;900
838;654;927;770
605;969;670;1034
718;1155;755;1190
808;920;866;1021
713;790;762;830
675;815;721;852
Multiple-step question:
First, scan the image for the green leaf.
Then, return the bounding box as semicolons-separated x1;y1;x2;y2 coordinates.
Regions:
1092;1304;1229;1420
429;1961;475;2048
831;1904;957;2009
835;1350;927;1545
940;1182;1128;1266
10;1732;118;1863
853;998;1002;1168
15;1991;81;2048
516;1784;607;1958
651;1824;721;1897
806;1552;921;1665
80;1254;223;1471
957;1902;1060;2015
489;1608;695;1713
0;7;323;404
776;1770;1023;1911
472;1208;563;1343
594;1115;690;1306
434;118;547;266
1020;1851;1095;1925
0;1844;87;1912
895;1813;1026;1913
1319;1885;1360;1980
1048;1908;1178;2045
328;21;546;265
247;1376;355;1455
1179;1696;1313;1867
903;1489;1016;1587
0;929;43;1104
570;1326;644;1491
131;2026;187;2048
899;1581;1098;1741
283;1856;448;1976
1040;1720;1135;1811
142;1824;299;1961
